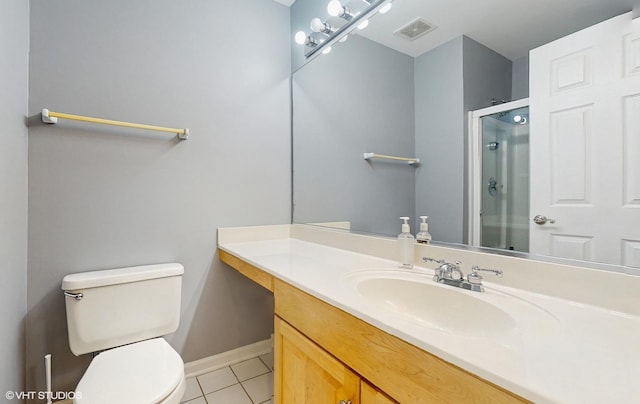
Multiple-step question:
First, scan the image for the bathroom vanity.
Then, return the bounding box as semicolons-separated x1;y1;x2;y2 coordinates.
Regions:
218;224;640;403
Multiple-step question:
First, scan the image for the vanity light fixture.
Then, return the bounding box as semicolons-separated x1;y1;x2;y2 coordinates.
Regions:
363;0;392;14
357;19;370;30
327;0;355;21
310;18;336;35
379;1;393;14
295;0;389;59
294;31;318;47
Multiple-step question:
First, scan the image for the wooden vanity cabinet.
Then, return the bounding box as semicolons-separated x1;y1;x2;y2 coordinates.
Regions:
275;316;360;403
361;382;397;404
220;249;530;404
275;315;399;404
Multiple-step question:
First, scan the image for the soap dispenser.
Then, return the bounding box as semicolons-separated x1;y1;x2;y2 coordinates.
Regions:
416;216;432;245
398;217;415;269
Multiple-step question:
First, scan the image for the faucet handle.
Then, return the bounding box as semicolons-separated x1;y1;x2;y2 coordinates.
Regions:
448;261;463;280
467;267;483;285
422;257;445;265
470;265;503;279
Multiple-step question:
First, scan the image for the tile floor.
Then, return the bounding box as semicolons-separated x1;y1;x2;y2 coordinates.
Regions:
181;352;274;404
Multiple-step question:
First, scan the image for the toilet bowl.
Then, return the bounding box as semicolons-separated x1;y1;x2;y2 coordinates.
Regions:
62;263;186;404
75;338;185;404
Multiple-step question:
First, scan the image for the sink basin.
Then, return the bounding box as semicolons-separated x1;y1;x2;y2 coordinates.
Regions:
344;269;556;339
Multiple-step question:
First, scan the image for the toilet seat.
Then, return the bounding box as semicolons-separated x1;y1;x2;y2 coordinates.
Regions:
75;338;184;404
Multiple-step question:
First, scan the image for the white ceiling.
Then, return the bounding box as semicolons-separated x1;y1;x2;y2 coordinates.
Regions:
289;0;640;60
272;0;296;6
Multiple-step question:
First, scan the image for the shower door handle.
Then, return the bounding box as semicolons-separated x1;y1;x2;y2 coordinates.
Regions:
533;215;556;225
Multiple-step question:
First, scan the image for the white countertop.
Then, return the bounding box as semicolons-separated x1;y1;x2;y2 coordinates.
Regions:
218;228;640;404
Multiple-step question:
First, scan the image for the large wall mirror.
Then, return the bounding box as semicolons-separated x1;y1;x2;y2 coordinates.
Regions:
292;0;640;273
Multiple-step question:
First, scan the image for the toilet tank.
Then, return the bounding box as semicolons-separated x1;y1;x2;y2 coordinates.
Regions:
62;263;184;356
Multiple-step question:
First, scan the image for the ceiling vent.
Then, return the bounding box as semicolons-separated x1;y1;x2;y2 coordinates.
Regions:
394;17;436;41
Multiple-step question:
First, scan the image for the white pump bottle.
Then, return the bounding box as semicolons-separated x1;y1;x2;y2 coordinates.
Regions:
398;217;415;269
416;216;432;244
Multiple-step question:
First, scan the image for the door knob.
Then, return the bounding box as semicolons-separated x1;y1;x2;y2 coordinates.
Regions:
533;215;556;225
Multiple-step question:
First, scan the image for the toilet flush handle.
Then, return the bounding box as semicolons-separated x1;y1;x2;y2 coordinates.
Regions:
64;291;83;301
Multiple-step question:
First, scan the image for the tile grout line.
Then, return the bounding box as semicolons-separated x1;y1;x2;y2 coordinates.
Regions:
195;376;205;398
236;357;274;404
239;365;274;403
196;377;207;404
228;365;256;404
239;382;256;404
258;354;275;403
192;365;240;402
186;355;274;404
258;355;272;371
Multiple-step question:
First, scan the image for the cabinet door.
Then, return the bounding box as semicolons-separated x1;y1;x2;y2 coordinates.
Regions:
274;316;360;404
361;381;397;404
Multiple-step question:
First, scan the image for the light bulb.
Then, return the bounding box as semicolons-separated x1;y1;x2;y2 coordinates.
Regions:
310;18;325;33
310;18;335;35
322;46;332;55
513;115;527;124
339;34;349;43
294;31;307;45
379;2;392;14
327;0;343;17
357;19;369;30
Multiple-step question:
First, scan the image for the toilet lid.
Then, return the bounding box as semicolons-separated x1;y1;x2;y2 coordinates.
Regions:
75;338;184;404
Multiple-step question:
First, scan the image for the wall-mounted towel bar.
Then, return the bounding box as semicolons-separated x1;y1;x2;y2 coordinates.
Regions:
363;152;419;165
41;109;189;140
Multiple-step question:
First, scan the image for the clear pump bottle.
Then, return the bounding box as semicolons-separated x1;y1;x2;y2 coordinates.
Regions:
398;217;415;269
416;216;432;245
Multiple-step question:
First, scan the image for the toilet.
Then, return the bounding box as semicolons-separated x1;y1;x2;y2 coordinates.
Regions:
61;263;186;404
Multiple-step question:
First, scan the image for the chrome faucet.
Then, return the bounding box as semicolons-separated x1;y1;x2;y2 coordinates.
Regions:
422;258;503;292
434;260;464;282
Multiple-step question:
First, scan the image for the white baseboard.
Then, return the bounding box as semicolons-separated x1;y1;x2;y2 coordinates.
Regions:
184;336;274;378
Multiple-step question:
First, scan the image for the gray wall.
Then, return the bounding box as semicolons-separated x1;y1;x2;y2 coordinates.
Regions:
512;55;530;100
415;36;512;244
28;0;290;393
0;0;29;396
293;35;415;235
414;37;465;243
463;37;513;115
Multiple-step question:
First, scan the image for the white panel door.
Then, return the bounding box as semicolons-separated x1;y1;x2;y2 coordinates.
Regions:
530;12;640;267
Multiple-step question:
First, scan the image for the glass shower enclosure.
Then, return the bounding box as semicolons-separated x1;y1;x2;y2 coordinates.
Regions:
470;100;530;252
